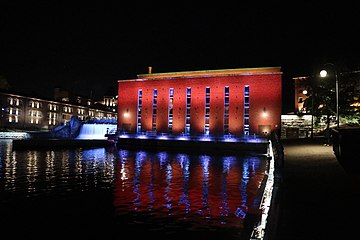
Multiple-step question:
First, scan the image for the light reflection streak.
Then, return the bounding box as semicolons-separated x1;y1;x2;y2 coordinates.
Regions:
26;150;39;193
200;155;211;219
60;151;70;184
158;152;169;168
147;157;155;212
164;160;172;212
45;151;55;191
81;148;114;186
177;154;191;215
219;156;235;221
133;151;147;210
236;158;250;219
3;141;16;191
119;150;129;184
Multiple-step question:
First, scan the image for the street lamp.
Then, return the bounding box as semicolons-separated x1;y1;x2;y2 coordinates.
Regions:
320;64;339;128
302;89;314;138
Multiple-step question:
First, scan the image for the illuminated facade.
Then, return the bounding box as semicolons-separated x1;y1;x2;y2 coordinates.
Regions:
118;67;282;136
0;90;117;131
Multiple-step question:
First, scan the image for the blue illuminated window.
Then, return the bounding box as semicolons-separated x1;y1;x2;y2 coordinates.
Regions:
185;87;191;135
224;86;229;135
152;89;157;131
205;87;210;135
168;88;174;132
244;85;250;135
137;89;142;133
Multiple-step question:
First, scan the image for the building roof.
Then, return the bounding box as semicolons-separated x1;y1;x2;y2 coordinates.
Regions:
137;66;282;80
118;67;282;83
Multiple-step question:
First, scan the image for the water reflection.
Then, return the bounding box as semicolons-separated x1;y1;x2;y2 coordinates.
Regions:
0;140;115;199
0;139;268;239
113;149;268;233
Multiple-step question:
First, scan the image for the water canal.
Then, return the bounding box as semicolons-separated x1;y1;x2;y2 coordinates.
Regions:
0;139;269;239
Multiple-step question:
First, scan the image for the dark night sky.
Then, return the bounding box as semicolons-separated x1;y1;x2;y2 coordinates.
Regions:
1;2;359;113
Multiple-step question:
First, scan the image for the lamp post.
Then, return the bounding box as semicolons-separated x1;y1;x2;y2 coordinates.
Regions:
320;64;339;128
302;89;314;138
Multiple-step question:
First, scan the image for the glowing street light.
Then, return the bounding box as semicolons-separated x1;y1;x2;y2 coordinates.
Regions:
302;89;314;138
320;64;339;128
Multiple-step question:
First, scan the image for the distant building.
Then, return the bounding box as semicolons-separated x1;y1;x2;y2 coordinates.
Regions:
293;76;311;114
102;95;118;109
279;76;312;139
117;67;282;136
281;75;332;139
0;88;117;131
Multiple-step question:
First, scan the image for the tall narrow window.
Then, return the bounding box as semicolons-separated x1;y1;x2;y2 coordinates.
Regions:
152;89;157;131
137;89;142;133
244;85;250;135
204;87;210;135
224;86;230;135
168;88;174;133
185;87;191;135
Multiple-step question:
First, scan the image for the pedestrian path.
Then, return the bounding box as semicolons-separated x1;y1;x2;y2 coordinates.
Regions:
273;138;360;240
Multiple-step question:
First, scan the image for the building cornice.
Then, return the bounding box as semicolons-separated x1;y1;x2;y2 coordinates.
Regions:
136;66;282;80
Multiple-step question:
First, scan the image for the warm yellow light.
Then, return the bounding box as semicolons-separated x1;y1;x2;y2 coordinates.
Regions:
302;89;308;95
123;109;130;118
262;108;268;118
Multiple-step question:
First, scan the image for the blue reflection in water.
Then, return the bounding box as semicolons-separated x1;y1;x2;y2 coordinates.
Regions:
158;151;169;167
177;153;191;215
133;151;147;210
219;156;235;221
199;155;211;218
148;156;155;212
236;158;250;219
111;149;268;232
119;149;129;182
164;159;172;212
236;156;262;219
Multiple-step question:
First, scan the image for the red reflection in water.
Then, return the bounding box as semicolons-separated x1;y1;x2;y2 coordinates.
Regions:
113;150;268;231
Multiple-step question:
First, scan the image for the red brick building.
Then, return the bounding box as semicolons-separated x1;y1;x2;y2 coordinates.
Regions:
117;67;282;137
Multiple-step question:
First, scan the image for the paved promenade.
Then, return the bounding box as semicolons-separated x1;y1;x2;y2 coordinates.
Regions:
273;137;360;240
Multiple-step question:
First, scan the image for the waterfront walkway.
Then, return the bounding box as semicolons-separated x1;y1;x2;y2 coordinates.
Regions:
272;137;360;239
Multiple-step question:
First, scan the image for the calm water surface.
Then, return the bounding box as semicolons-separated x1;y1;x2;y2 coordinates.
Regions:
0;139;268;239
